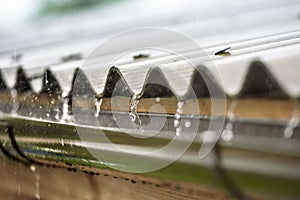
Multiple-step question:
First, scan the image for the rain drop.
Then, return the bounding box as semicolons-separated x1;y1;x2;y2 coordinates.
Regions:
283;99;299;139
129;94;142;129
30;165;40;200
10;89;19;115
60;93;72;123
284;127;293;139
174;119;180;128
222;99;238;141
94;98;103;118
174;113;180;120
221;129;233;141
30;165;36;172
184;120;191;128
34;173;40;200
174;101;184;137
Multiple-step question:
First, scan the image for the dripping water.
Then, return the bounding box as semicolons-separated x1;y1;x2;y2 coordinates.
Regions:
60;91;72;123
10;89;19;115
30;165;40;200
54;108;60;121
94;98;103;118
221;99;238;141
129;94;143;131
174;101;184;137
284;99;299;139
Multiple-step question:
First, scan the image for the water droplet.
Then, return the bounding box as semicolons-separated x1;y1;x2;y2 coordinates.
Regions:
283;99;299;139
30;165;41;199
34;172;40;200
129;112;136;121
177;101;184;113
223;100;238;141
129;94;142;130
221;129;233;141
45;71;48;85
175;127;181;137
174;119;180;128
10;89;19;115
174;113;180;119
94;98;103;118
227;112;235;121
184;120;191;128
284;127;293;138
226;123;233;130
289;117;299;128
30;165;36;172
174;101;184;137
55;109;60;121
60;93;72;123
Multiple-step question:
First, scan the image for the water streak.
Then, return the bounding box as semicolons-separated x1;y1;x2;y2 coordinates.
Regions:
10;89;19;115
129;94;142;130
174;101;184;137
60;92;73;123
30;165;40;200
94;98;103;118
221;99;238;141
284;99;299;138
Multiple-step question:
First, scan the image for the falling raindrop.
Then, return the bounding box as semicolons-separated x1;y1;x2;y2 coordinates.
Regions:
284;99;299;139
174;101;184;137
174;119;180;128
10;89;19;115
184;120;191;128
30;165;40;200
34;173;40;200
221;129;233;141
129;94;143;128
60;92;72;123
55;108;60;121
30;165;36;172
221;99;238;142
94;98;103;118
174;113;180;119
284;128;293;138
45;72;48;85
129;112;136;121
129;94;139;121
